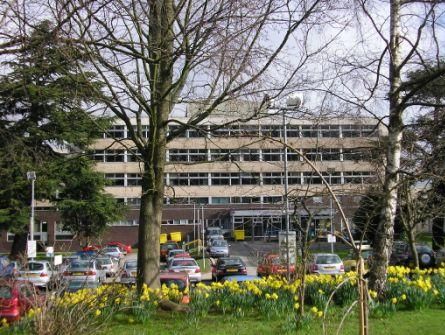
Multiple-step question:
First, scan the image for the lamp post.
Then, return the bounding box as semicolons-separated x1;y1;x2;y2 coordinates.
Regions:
279;94;303;280
26;171;36;241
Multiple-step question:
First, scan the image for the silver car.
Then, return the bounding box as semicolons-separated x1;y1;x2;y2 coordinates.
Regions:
209;240;230;258
120;260;137;285
168;257;201;283
101;246;124;261
17;261;56;288
62;260;105;283
96;257;118;277
309;253;344;275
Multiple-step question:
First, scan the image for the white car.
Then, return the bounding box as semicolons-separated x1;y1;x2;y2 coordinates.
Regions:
168;257;201;282
120;260;137;285
17;261;57;288
101;246;124;261
308;253;344;275
96;257;118;277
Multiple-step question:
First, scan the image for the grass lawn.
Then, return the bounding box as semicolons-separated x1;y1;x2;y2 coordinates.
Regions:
105;308;444;335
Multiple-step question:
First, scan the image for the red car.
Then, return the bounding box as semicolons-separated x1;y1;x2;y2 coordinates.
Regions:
159;272;190;304
106;241;132;254
0;280;41;322
257;254;295;277
82;245;102;252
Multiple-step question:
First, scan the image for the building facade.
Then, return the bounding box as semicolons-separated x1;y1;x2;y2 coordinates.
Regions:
0;106;384;251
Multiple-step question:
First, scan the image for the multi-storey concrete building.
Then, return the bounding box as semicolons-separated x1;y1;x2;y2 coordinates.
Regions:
0;103;384;251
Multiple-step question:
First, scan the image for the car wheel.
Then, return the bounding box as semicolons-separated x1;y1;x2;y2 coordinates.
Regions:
419;253;433;267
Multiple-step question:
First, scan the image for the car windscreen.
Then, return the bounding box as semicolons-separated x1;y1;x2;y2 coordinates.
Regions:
69;261;93;269
316;255;341;264
23;263;44;271
0;286;12;299
125;262;137;269
212;240;228;247
220;259;243;266
97;259;112;266
171;260;196;267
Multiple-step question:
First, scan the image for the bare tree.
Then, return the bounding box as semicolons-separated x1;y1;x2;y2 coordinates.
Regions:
307;0;445;293
35;0;345;290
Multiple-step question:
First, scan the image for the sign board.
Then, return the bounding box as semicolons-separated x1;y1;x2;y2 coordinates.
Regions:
27;240;37;258
327;234;336;243
54;255;62;266
278;231;297;265
46;246;54;257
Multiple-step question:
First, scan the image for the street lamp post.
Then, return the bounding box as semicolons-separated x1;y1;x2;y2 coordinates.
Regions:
27;171;36;242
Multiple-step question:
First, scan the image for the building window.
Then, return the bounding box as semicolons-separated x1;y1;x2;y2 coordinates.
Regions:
303;149;321;161
288;172;302;185
231;197;261;203
168;197;189;204
301;125;318;138
169;173;208;186
303;172;323;184
104;125;125;139
132;125;149;138
342;148;370;162
240;173;260;185
189;197;209;204
127;148;142;162
210;149;232;162
263;196;283;204
287;125;300;137
322;149;341;161
55;222;74;240
211;173;240;186
263;172;283;185
343;171;374;184
262;149;282;161
104;150;125;162
127;173;142;186
110;219;138;226
260;125;281;137
188;149;208;162
341;125;362;137
238;149;259;161
127;198;141;207
105;173;125;186
319;125;340;138
212;197;230;204
169;149;189;162
287;151;300;161
168;125;187;138
91;150;105;162
188;126;208;138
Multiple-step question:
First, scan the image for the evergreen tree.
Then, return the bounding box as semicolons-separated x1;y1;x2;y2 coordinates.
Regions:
0;21;119;256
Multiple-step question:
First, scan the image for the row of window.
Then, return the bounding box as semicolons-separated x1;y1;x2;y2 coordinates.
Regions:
102;124;378;139
105;171;375;187
92;148;374;163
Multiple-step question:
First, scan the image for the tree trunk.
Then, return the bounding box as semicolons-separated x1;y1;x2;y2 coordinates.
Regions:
10;232;28;259
369;0;403;294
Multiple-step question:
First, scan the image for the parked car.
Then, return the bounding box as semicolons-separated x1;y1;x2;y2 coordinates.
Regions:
343;245;373;272
160;241;181;261
212;257;247;281
257;253;295;277
208;240;230;258
0;280;41;322
106;241;132;255
390;243;436;268
0;261;20;279
167;249;190;264
160;272;190;304
308;253;345;275
168;257;201;283
120;260;137;285
100;246;124;261
62;260;105;283
82;245;102;252
17;261;57;289
96;257;118;277
75;250;99;260
64;280;100;293
205;227;223;238
206;235;224;249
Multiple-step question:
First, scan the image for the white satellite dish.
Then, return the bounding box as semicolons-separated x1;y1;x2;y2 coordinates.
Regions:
286;93;303;109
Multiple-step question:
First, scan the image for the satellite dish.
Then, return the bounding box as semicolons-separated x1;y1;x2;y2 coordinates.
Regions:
286;93;303;109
